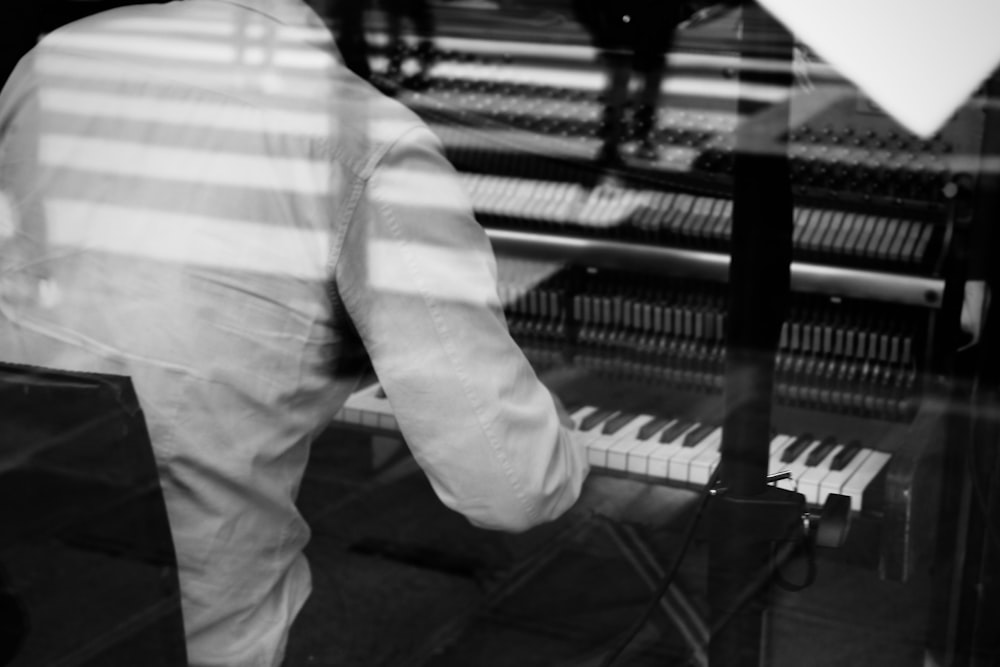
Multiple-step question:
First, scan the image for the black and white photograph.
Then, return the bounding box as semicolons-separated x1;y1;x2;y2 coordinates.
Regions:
2;1;999;665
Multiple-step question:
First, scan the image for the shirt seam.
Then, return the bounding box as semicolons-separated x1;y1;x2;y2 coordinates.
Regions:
362;134;538;523
325;122;410;303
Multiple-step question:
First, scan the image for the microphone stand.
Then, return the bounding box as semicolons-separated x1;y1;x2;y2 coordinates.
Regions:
708;3;800;665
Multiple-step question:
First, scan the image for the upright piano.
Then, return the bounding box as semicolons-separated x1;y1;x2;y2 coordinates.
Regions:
328;2;986;584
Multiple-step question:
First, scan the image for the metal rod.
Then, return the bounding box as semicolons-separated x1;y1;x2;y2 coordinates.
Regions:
487;229;943;308
708;2;795;665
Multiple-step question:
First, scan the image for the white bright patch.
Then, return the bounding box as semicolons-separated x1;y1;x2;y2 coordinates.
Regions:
0;191;16;239
45;198;330;279
758;0;1000;137
367;238;499;307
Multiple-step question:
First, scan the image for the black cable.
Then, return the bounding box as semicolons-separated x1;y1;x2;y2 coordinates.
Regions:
554;478;813;667
597;470;721;667
681;537;800;666
772;537;816;593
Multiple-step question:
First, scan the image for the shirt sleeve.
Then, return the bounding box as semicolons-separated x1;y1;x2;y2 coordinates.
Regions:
334;125;589;532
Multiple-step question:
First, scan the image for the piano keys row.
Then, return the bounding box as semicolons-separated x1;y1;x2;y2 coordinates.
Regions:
459;172;934;265
568;405;891;512
333;383;890;512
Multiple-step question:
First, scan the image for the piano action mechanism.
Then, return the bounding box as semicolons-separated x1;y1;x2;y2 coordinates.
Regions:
329;1;987;585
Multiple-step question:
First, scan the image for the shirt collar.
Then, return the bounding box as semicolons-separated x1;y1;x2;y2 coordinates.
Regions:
199;0;329;32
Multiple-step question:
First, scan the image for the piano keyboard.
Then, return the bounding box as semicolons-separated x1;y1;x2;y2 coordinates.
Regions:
335;382;399;432
333;383;891;513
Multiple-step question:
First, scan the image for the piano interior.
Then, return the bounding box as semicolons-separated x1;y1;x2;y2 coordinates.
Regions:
4;0;996;665
325;1;1000;664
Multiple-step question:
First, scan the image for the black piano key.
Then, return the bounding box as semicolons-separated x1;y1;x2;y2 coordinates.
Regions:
375;386;387;399
682;422;716;448
805;435;838;466
659;419;694;444
602;412;638;435
780;433;815;463
830;440;863;471
580;408;616;432
637;416;672;441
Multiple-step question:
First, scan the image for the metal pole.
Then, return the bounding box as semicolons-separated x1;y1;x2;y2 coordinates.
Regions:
708;2;795;665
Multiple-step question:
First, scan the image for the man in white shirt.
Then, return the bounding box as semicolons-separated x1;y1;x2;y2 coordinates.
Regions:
0;1;589;664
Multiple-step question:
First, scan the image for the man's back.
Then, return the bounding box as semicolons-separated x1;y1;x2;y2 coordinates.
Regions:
0;0;408;385
0;2;419;664
0;2;587;665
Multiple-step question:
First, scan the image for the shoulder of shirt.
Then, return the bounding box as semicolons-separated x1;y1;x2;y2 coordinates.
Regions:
333;78;442;178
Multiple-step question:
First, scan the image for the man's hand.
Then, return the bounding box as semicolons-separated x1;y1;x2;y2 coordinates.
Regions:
538;366;585;430
552;393;576;430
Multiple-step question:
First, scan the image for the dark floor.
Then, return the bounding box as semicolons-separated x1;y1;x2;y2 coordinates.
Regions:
282;429;935;667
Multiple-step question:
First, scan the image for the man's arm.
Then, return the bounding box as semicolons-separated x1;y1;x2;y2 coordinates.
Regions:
335;126;589;532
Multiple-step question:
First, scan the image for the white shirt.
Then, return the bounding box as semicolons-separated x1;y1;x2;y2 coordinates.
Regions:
0;1;588;664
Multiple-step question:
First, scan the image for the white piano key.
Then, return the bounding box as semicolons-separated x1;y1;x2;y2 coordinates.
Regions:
332;385;892;510
603;414;662;471
667;426;721;483
585;413;643;468
646;421;698;479
818;446;873;508
572;406;620;459
338;383;396;430
336;404;356;424
688;430;725;485
774;440;820;494
693;432;792;488
769;434;796;458
840;450;891;511
769;434;813;491
623;419;677;476
568;405;599;428
796;438;841;504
